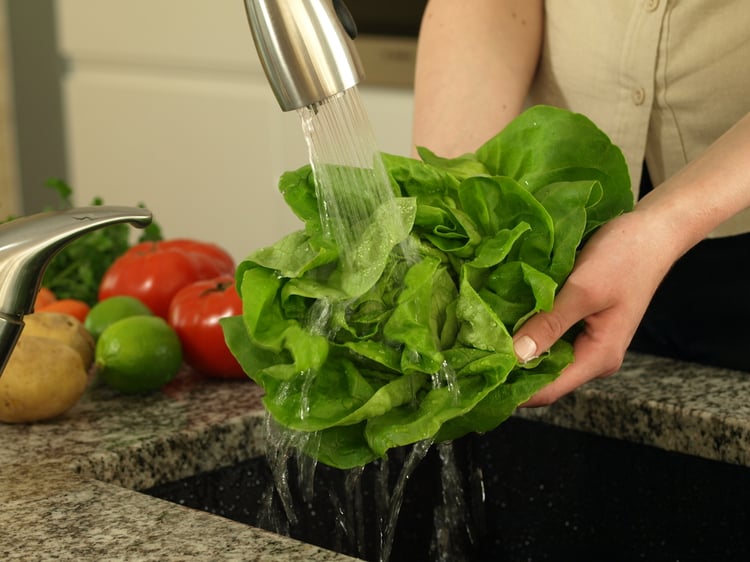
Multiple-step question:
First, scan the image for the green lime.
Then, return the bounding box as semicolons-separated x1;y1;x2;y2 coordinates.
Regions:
95;316;182;393
85;296;153;340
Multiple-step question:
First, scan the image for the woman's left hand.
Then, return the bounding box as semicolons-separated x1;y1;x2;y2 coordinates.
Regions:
514;209;677;407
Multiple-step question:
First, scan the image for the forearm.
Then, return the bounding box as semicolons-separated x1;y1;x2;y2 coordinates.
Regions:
411;0;543;157
636;111;750;260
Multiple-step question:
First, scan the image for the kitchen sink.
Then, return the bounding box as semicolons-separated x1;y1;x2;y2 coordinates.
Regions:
144;417;750;561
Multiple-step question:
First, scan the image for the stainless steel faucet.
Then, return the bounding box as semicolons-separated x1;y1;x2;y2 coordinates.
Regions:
0;206;152;375
243;0;364;111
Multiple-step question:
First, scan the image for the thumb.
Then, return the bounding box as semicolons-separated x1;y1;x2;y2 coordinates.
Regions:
512;285;589;362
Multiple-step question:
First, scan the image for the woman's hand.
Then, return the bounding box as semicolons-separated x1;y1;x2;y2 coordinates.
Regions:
514;209;678;407
516;112;750;406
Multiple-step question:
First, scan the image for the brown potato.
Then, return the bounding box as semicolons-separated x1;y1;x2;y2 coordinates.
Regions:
22;312;95;369
0;335;89;423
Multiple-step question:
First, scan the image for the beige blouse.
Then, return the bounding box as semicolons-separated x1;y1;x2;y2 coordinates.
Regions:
529;0;750;237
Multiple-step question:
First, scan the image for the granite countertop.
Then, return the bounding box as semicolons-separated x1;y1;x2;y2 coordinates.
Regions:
2;351;750;560
0;371;361;562
517;351;750;467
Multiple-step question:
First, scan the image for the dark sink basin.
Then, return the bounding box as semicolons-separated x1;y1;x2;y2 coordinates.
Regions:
144;417;750;561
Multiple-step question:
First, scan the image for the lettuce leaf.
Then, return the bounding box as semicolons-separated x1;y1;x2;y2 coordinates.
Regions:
222;105;634;469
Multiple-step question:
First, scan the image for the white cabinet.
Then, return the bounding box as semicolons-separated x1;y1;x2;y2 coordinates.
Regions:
55;0;414;261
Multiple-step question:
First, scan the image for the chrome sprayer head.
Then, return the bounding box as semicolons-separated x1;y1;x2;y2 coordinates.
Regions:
243;0;365;111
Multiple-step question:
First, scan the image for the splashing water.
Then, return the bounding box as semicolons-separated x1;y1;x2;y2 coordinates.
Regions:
258;86;472;561
433;442;472;561
259;413;321;530
298;87;413;271
432;360;462;406
378;439;434;562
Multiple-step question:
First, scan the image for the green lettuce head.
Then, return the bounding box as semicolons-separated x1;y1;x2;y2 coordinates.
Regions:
222;105;633;469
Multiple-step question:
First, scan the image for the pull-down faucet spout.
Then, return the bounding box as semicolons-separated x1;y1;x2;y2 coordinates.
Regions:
243;0;365;111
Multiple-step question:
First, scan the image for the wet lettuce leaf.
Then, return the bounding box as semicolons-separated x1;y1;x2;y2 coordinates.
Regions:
222;105;633;469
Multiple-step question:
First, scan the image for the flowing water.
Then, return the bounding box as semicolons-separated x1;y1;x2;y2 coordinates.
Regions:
260;423;474;562
260;86;471;561
298;87;408;272
378;439;434;562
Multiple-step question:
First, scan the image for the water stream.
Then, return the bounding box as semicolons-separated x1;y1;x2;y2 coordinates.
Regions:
260;422;473;562
378;439;434;562
260;86;471;561
298;87;403;272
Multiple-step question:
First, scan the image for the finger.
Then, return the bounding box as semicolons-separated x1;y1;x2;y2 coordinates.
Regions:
522;323;626;407
512;281;597;362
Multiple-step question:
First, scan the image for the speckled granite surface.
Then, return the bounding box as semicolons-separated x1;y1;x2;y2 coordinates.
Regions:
0;370;361;561
2;352;749;560
516;352;750;467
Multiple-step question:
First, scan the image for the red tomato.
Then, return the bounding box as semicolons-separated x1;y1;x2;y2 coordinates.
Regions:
167;276;245;378
35;287;57;309
99;242;231;319
125;239;235;278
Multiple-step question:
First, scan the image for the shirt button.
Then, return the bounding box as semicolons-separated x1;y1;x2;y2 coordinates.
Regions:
632;87;646;105
644;0;659;11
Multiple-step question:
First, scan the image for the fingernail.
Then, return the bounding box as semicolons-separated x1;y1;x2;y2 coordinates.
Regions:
514;335;538;362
